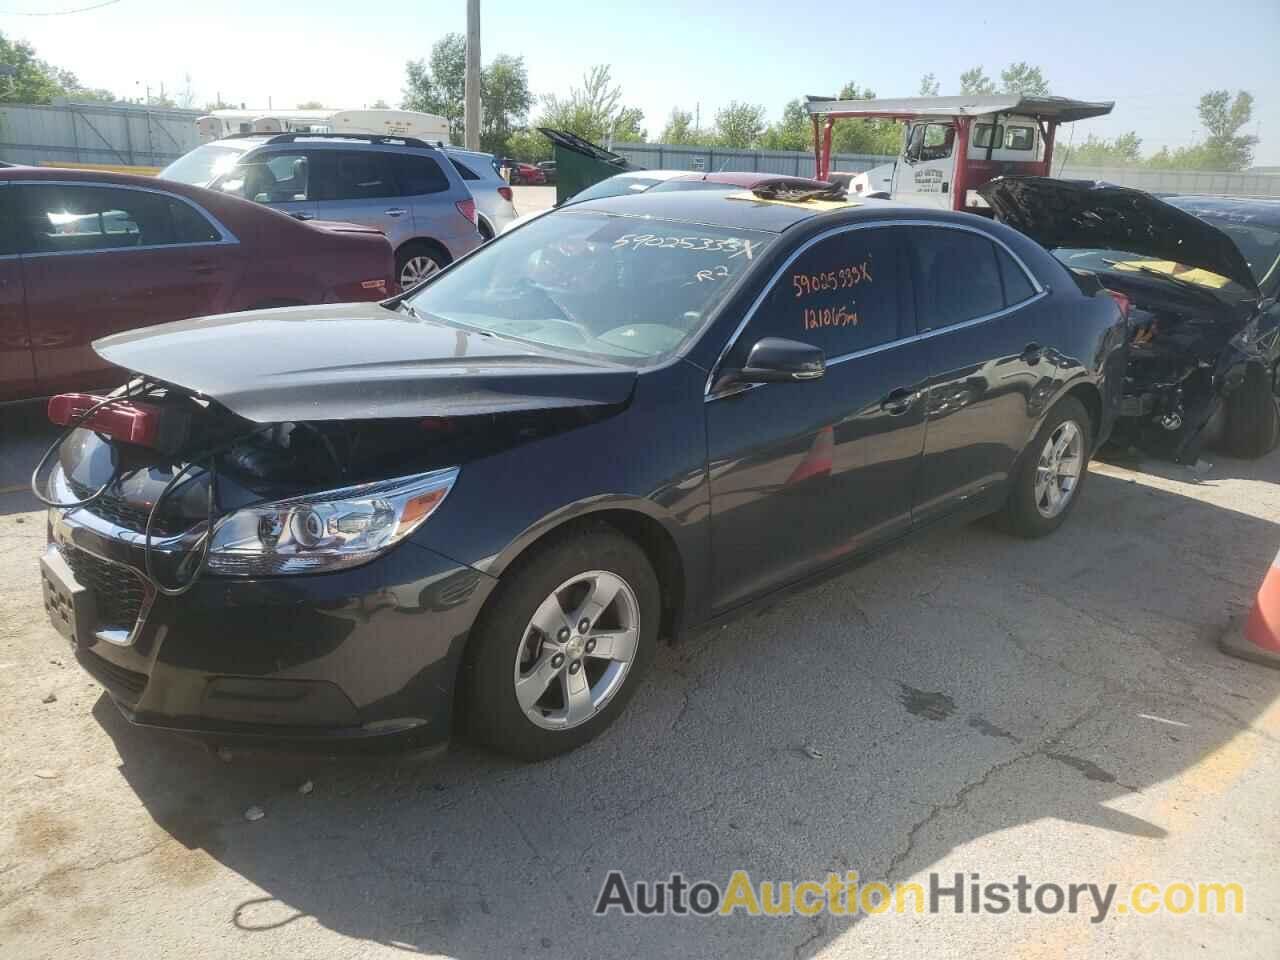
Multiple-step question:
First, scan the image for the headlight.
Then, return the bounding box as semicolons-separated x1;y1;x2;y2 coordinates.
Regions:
207;468;458;576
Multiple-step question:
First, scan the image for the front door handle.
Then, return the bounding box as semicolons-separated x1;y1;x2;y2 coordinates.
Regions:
1021;342;1043;364
384;207;408;217
189;261;217;275
880;387;917;415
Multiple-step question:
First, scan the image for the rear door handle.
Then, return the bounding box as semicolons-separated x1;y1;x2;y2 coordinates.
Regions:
384;208;408;217
190;261;218;275
1021;342;1043;364
879;387;917;415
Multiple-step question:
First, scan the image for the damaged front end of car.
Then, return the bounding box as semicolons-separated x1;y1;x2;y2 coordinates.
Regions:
981;177;1267;462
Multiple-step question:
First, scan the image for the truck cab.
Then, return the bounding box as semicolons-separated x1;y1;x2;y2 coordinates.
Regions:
808;95;1114;214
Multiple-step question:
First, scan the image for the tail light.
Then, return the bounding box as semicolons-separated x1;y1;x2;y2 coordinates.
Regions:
1105;288;1132;321
456;198;477;224
497;186;513;202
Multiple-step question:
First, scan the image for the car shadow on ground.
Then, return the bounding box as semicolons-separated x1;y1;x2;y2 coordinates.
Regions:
89;459;1280;959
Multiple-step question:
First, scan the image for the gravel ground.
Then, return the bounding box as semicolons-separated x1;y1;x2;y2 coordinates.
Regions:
2;405;1279;959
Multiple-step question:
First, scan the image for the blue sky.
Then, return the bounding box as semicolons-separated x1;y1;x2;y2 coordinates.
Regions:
4;0;1278;164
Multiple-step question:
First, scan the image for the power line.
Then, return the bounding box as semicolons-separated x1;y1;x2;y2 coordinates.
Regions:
0;0;121;15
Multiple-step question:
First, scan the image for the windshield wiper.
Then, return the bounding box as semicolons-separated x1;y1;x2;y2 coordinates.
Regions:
396;300;424;321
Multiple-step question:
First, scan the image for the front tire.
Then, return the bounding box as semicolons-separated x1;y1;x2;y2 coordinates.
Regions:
998;397;1092;538
1222;362;1279;459
463;524;660;761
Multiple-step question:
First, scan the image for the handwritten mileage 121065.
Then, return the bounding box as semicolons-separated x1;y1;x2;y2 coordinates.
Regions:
792;258;873;299
804;305;859;331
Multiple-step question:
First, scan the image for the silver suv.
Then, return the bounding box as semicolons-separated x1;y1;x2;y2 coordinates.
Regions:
172;134;483;289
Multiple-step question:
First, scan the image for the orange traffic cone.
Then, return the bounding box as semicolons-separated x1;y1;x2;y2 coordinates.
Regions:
1220;545;1280;668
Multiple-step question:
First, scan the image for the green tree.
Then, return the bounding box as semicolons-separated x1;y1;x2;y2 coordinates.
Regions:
661;107;696;144
918;73;940;97
1197;89;1258;171
480;54;534;155
0;31;66;103
538;65;645;145
403;35;534;154
1066;131;1144;167
505;127;550;162
402;32;467;141
759;98;811;151
830;82;901;156
959;66;995;96
713;100;766;148
1000;62;1050;96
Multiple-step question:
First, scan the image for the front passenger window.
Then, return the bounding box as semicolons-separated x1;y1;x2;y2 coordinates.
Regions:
742;227;909;361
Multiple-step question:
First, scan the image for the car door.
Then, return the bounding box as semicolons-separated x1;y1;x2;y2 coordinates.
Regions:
896;122;955;209
0;184;36;401
387;151;458;245
705;224;929;612
17;182;239;396
908;224;1053;525
310;149;415;247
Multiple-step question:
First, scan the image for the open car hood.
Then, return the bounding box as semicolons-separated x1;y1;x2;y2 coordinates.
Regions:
979;177;1260;295
94;302;638;423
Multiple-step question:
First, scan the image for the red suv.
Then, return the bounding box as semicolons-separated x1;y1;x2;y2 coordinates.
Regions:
0;167;395;402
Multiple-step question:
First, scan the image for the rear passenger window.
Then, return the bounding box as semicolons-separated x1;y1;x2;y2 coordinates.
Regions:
330;151;396;200
996;246;1037;305
391;154;451;196
910;228;1004;331
747;226;908;359
449;158;480;181
168;198;221;243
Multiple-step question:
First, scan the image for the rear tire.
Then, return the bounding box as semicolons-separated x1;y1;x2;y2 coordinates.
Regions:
997;397;1092;538
463;524;660;761
395;241;449;291
1222;362;1279;459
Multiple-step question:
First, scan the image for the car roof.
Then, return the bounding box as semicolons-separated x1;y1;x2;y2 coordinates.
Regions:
669;171;826;188
0;165;193;190
570;188;911;233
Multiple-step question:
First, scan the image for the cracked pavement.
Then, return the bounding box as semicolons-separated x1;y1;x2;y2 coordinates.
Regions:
2;402;1280;959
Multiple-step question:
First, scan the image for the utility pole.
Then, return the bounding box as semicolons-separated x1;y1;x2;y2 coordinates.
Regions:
464;0;481;150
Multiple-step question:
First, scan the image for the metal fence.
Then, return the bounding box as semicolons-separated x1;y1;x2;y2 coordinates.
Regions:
0;101;202;169
612;141;1280;198
610;142;893;178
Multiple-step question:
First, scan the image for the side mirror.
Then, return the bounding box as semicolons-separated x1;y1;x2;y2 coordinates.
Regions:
720;338;825;390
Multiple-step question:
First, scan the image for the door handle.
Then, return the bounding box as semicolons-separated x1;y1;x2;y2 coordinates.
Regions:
384;208;408;217
879;387;917;415
288;212;314;221
1021;342;1043;364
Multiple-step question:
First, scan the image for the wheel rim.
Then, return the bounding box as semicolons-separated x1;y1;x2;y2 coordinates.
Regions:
512;570;641;732
400;255;440;288
1034;419;1083;518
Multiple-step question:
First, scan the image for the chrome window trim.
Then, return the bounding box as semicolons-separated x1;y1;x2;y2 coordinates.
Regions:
6;179;239;257
704;218;1045;399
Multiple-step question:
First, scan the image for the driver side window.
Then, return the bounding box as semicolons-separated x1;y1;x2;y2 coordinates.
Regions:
736;227;910;363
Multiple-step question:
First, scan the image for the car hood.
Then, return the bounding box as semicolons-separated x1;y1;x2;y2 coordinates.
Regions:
979;177;1260;295
93;302;638;423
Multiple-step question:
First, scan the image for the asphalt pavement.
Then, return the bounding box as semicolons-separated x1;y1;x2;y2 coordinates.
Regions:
2;395;1278;959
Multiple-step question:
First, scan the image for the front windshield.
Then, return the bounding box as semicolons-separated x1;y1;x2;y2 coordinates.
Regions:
1183;215;1280;289
405;210;772;364
158;144;245;186
568;175;667;203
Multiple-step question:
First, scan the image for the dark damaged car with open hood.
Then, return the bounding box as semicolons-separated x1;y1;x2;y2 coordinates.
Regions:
981;177;1280;462
36;187;1128;760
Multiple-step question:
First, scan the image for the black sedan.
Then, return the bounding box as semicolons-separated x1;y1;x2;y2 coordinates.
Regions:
37;189;1126;760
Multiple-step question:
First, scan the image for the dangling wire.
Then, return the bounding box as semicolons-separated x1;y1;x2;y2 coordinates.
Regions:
143;458;217;597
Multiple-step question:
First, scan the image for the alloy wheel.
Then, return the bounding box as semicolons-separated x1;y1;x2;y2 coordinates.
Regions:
400;255;441;288
512;570;641;731
1034;419;1083;518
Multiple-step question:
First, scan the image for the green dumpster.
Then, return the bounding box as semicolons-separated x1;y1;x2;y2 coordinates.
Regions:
539;128;643;205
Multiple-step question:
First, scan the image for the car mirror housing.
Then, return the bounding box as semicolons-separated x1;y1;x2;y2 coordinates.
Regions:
723;338;826;389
